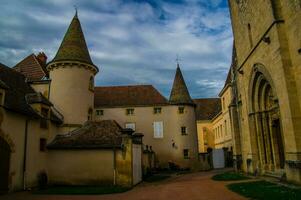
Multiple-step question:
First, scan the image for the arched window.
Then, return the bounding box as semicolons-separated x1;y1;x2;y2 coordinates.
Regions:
89;76;94;91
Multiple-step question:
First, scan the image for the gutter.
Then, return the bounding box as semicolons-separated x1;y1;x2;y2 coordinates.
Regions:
113;147;116;185
22;118;29;190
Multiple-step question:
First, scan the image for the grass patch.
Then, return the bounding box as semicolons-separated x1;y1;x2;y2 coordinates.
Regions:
212;171;249;181
34;185;130;195
228;180;301;200
144;175;171;183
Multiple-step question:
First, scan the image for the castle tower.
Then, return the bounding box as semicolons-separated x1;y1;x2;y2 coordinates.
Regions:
47;12;98;128
168;64;198;169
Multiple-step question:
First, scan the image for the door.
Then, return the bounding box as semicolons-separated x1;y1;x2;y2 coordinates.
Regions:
0;137;10;192
132;144;142;185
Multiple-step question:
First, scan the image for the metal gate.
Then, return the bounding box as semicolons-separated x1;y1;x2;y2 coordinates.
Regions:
132;144;142;185
0;137;10;192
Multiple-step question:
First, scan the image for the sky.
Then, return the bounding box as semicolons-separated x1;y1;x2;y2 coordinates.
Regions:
0;0;233;98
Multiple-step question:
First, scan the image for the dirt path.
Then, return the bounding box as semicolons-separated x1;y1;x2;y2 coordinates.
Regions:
1;170;246;200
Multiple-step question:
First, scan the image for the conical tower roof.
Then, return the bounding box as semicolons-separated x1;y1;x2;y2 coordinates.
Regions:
169;64;194;105
50;12;96;68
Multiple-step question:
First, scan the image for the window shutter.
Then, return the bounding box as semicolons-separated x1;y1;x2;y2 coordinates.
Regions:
154;121;163;138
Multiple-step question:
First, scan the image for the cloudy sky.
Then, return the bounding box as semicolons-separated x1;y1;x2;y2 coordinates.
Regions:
0;0;233;98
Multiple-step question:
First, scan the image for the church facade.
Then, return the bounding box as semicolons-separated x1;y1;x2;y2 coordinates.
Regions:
228;0;301;183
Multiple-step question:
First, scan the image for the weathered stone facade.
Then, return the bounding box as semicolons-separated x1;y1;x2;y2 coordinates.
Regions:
228;0;301;183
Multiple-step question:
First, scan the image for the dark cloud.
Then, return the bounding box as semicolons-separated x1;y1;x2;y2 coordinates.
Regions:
0;0;233;98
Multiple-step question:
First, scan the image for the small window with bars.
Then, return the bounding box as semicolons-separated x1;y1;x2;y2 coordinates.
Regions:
126;108;134;115
96;109;104;116
153;107;162;114
181;126;187;135
178;106;184;114
183;149;189;159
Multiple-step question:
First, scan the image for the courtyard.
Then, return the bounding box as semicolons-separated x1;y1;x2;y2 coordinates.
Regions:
1;170;245;200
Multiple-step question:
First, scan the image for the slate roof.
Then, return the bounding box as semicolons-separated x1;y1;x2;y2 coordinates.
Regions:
193;98;221;120
169;65;194;105
94;85;168;108
47;120;124;149
13;54;48;81
0;63;39;117
49;13;96;68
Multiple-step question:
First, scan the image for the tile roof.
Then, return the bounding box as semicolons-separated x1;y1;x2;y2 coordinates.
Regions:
169;65;194;105
193;98;221;120
13;53;48;81
94;85;168;108
49;13;96;68
0;63;63;124
0;63;39;117
47;120;124;149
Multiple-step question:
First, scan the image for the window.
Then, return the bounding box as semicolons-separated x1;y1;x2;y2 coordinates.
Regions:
181;126;187;135
40;108;49;129
40;138;47;152
153;107;162;114
125;123;136;131
126;108;134;115
153;121;163;138
225;120;227;136
88;108;93;121
178;106;184;114
183;149;189;159
96;109;104;116
248;23;253;48
89;76;94;91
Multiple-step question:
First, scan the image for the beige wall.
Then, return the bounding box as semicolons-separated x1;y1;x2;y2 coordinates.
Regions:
229;0;301;183
47;150;114;185
30;82;50;98
213;87;233;150
95;105;198;169
196;120;214;153
49;66;95;125
0;107;59;191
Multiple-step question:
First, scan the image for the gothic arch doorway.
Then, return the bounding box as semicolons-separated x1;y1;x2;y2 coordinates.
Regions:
250;65;285;171
0;136;11;192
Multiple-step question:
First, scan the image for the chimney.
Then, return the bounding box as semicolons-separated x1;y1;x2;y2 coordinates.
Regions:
36;52;47;67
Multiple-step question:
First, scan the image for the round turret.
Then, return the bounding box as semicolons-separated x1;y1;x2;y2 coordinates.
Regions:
47;13;98;128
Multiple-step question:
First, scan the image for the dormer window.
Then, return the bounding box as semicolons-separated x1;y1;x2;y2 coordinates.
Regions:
89;76;94;91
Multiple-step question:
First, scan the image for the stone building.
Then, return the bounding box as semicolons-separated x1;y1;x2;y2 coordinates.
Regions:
94;65;199;169
0;11;199;192
194;98;220;152
228;0;301;183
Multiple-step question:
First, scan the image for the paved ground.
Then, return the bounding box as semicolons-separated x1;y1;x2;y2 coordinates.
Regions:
1;169;246;200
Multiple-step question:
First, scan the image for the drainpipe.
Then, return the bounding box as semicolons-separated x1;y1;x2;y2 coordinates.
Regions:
22;118;29;190
113;147;116;185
